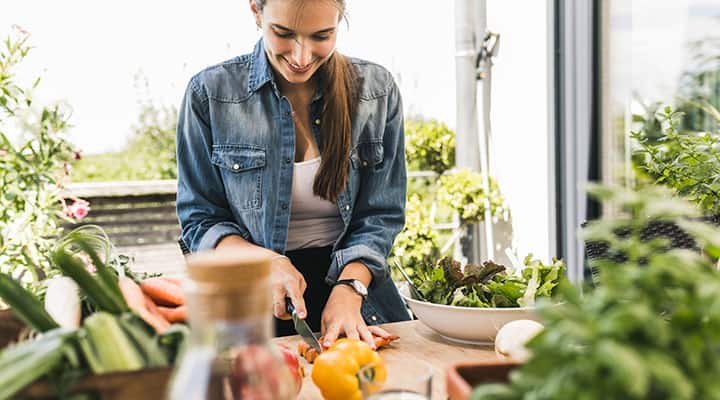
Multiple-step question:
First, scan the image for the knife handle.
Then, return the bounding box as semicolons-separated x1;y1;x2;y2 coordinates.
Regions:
284;296;295;315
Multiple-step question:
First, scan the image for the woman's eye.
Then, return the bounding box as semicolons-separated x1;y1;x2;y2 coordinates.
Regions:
312;35;330;41
275;31;294;39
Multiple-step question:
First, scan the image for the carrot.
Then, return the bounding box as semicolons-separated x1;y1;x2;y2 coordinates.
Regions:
118;276;171;333
296;333;399;364
160;276;183;286
140;277;185;307
297;341;319;363
157;305;187;323
118;276;146;311
374;334;400;349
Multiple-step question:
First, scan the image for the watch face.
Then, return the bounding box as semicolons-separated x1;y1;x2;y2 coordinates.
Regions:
351;280;368;296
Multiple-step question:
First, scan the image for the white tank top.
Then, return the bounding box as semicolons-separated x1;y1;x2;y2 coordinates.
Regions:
285;157;345;251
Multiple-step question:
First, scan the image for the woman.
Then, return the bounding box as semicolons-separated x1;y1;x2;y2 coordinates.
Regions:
176;0;410;348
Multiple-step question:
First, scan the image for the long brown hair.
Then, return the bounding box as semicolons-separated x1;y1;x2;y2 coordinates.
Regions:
315;51;358;203
254;0;357;203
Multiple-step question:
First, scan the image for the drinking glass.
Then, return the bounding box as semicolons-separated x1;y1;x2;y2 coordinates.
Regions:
359;359;433;399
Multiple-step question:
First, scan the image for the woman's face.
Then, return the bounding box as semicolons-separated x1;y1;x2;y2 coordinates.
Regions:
253;0;340;86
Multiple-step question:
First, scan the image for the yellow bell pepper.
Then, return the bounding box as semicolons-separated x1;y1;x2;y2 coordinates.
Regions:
311;338;387;400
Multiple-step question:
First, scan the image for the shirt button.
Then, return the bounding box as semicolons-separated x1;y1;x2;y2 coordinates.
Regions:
314;118;321;125
362;160;368;167
285;158;291;164
345;205;350;211
371;315;378;322
281;203;288;210
232;163;240;170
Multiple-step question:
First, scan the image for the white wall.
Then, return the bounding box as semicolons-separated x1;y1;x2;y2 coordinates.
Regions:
486;0;552;261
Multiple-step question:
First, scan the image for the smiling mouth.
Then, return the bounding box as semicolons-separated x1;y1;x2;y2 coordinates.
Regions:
283;57;314;73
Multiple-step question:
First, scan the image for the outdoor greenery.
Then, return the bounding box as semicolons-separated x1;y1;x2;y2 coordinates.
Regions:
405;118;456;174
71;101;178;182
437;169;505;225
473;185;720;399
0;27;84;286
632;105;720;213
632;34;720;203
389;194;440;277
389;119;507;278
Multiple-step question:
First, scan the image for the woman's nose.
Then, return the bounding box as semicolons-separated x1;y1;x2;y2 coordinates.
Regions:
291;40;312;67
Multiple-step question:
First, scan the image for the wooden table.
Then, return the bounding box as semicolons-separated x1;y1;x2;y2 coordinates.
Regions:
273;320;500;400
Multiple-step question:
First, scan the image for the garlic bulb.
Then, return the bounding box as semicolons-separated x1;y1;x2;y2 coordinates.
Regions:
494;319;544;362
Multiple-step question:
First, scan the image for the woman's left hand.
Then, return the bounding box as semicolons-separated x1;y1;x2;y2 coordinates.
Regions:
322;285;392;350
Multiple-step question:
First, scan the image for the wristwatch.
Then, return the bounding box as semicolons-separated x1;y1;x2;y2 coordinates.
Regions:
334;279;368;301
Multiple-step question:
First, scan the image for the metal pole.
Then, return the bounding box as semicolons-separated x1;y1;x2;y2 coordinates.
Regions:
476;34;496;262
454;0;483;264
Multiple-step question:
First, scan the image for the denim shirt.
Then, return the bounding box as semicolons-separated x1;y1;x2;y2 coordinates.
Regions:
176;39;410;324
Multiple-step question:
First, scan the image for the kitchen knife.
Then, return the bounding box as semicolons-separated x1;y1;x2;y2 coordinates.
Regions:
285;296;323;354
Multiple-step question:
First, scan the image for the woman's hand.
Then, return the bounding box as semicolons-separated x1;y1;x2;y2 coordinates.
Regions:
271;256;307;320
321;285;375;348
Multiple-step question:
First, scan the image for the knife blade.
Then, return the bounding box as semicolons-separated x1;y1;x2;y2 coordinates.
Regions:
285;296;322;354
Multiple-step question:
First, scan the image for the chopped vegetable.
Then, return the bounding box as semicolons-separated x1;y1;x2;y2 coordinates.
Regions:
297;334;399;364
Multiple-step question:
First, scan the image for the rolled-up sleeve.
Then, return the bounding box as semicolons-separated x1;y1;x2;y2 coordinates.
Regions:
327;80;407;287
175;77;250;252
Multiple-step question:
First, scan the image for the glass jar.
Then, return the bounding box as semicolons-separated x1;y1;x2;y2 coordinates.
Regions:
167;250;296;400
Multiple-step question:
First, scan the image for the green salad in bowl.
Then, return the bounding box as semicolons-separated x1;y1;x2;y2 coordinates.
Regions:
400;255;566;344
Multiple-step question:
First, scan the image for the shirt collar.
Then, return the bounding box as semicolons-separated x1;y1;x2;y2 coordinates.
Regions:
248;38;273;93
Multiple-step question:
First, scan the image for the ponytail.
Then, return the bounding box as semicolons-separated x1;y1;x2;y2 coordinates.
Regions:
314;51;358;203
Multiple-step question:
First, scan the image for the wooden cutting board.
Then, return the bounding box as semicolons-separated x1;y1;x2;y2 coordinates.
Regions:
273;319;501;399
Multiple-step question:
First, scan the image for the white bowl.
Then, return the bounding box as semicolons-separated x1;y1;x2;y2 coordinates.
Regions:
399;284;542;345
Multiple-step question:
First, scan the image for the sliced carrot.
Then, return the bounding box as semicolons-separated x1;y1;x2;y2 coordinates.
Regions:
140;277;185;306
374;334;400;349
297;341;320;363
296;333;399;364
157;305;187;323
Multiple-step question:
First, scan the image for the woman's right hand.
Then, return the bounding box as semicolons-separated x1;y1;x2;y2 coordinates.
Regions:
271;256;308;320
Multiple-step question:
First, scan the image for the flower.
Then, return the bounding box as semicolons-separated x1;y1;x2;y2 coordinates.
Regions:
68;201;90;219
62;197;91;220
11;24;30;35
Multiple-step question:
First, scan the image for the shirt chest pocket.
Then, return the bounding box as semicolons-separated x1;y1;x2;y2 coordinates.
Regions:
350;141;384;171
211;145;266;211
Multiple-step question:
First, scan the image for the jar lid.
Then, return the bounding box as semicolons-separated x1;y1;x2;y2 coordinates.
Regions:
184;249;273;320
185;249;271;286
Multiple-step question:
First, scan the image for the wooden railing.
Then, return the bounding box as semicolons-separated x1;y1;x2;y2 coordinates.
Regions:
64;180;180;247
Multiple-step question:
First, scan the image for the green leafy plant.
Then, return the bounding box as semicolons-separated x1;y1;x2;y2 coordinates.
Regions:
632;106;720;213
0;27;82;286
410;255;565;308
389;194;440;279
391;123;507;278
405;118;455;174
472;185;720;399
437;168;505;224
